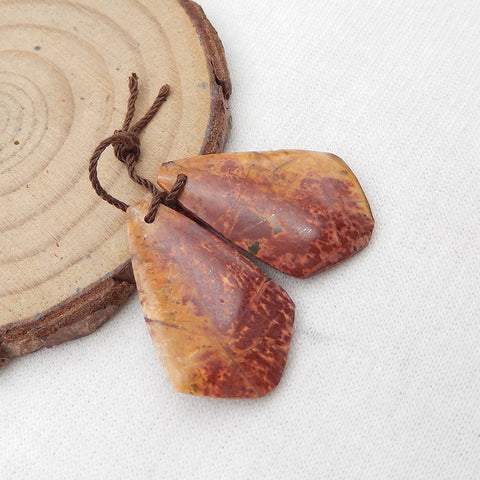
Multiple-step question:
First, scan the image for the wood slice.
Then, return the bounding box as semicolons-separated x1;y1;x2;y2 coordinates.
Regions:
0;0;231;367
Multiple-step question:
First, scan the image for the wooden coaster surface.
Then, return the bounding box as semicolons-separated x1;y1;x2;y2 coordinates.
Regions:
0;0;231;366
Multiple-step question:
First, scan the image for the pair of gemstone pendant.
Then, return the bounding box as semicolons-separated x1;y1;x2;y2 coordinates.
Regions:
126;149;374;398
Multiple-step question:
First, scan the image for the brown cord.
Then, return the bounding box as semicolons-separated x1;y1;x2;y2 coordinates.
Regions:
88;73;187;223
144;174;187;223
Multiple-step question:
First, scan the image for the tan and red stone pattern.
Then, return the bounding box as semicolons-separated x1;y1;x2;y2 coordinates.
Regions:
127;200;295;398
157;150;374;278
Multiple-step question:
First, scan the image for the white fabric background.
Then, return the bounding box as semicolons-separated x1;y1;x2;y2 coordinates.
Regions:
2;0;480;478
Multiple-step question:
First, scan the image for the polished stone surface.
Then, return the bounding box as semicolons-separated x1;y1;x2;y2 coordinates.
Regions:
127;200;295;398
157;150;374;278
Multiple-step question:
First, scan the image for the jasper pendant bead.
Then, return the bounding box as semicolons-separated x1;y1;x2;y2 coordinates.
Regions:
127;199;295;398
158;150;374;278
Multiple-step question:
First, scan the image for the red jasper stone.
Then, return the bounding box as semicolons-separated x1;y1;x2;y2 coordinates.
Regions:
157;150;374;278
126;199;295;398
